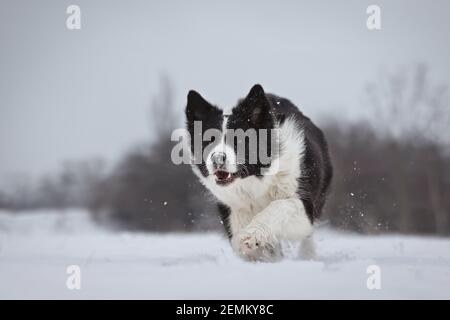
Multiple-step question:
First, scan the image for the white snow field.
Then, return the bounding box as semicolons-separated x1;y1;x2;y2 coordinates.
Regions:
0;210;449;299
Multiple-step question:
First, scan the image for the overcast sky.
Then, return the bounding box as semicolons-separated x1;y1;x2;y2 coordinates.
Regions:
1;0;449;181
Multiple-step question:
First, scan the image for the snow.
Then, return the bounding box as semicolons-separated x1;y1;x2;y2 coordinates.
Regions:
1;210;449;299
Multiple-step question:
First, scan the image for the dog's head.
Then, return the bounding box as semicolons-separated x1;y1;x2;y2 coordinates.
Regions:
186;84;280;187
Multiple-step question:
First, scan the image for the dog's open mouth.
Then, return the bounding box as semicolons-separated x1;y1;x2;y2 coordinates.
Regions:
214;170;235;185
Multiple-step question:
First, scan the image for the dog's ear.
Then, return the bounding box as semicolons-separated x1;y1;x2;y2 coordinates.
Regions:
242;84;272;127
186;90;218;122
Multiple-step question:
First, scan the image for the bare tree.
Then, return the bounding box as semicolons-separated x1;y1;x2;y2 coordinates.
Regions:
323;64;450;235
364;64;449;234
364;64;450;147
92;75;218;232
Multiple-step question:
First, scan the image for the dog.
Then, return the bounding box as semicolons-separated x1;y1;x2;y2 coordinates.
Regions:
185;84;332;262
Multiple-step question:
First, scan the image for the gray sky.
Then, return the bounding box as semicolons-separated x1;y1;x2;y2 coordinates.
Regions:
1;0;449;180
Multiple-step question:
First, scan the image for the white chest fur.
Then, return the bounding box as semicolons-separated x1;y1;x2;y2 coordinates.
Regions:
199;117;305;235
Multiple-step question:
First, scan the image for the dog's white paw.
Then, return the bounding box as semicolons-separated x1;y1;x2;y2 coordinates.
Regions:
232;223;282;262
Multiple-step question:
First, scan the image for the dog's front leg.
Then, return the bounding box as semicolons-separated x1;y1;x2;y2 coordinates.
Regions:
231;198;313;262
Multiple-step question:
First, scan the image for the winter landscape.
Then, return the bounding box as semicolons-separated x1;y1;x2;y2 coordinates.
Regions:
2;0;450;301
1;210;449;299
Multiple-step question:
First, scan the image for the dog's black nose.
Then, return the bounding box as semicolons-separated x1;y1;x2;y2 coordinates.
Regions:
211;152;226;167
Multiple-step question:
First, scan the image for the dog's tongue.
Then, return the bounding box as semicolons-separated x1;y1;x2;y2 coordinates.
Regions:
215;170;230;180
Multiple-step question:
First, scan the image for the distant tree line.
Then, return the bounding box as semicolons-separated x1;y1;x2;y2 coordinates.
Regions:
1;66;449;235
323;64;450;235
323;122;450;235
0;159;105;211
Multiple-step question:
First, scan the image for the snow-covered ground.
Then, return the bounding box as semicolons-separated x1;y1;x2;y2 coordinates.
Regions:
0;210;449;299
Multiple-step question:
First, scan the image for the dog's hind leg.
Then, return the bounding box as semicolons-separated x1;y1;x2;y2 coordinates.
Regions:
300;234;316;260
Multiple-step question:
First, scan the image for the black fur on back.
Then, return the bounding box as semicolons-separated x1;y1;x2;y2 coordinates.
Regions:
266;93;333;222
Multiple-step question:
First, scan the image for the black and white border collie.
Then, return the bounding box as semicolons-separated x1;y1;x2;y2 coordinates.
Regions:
185;84;332;262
